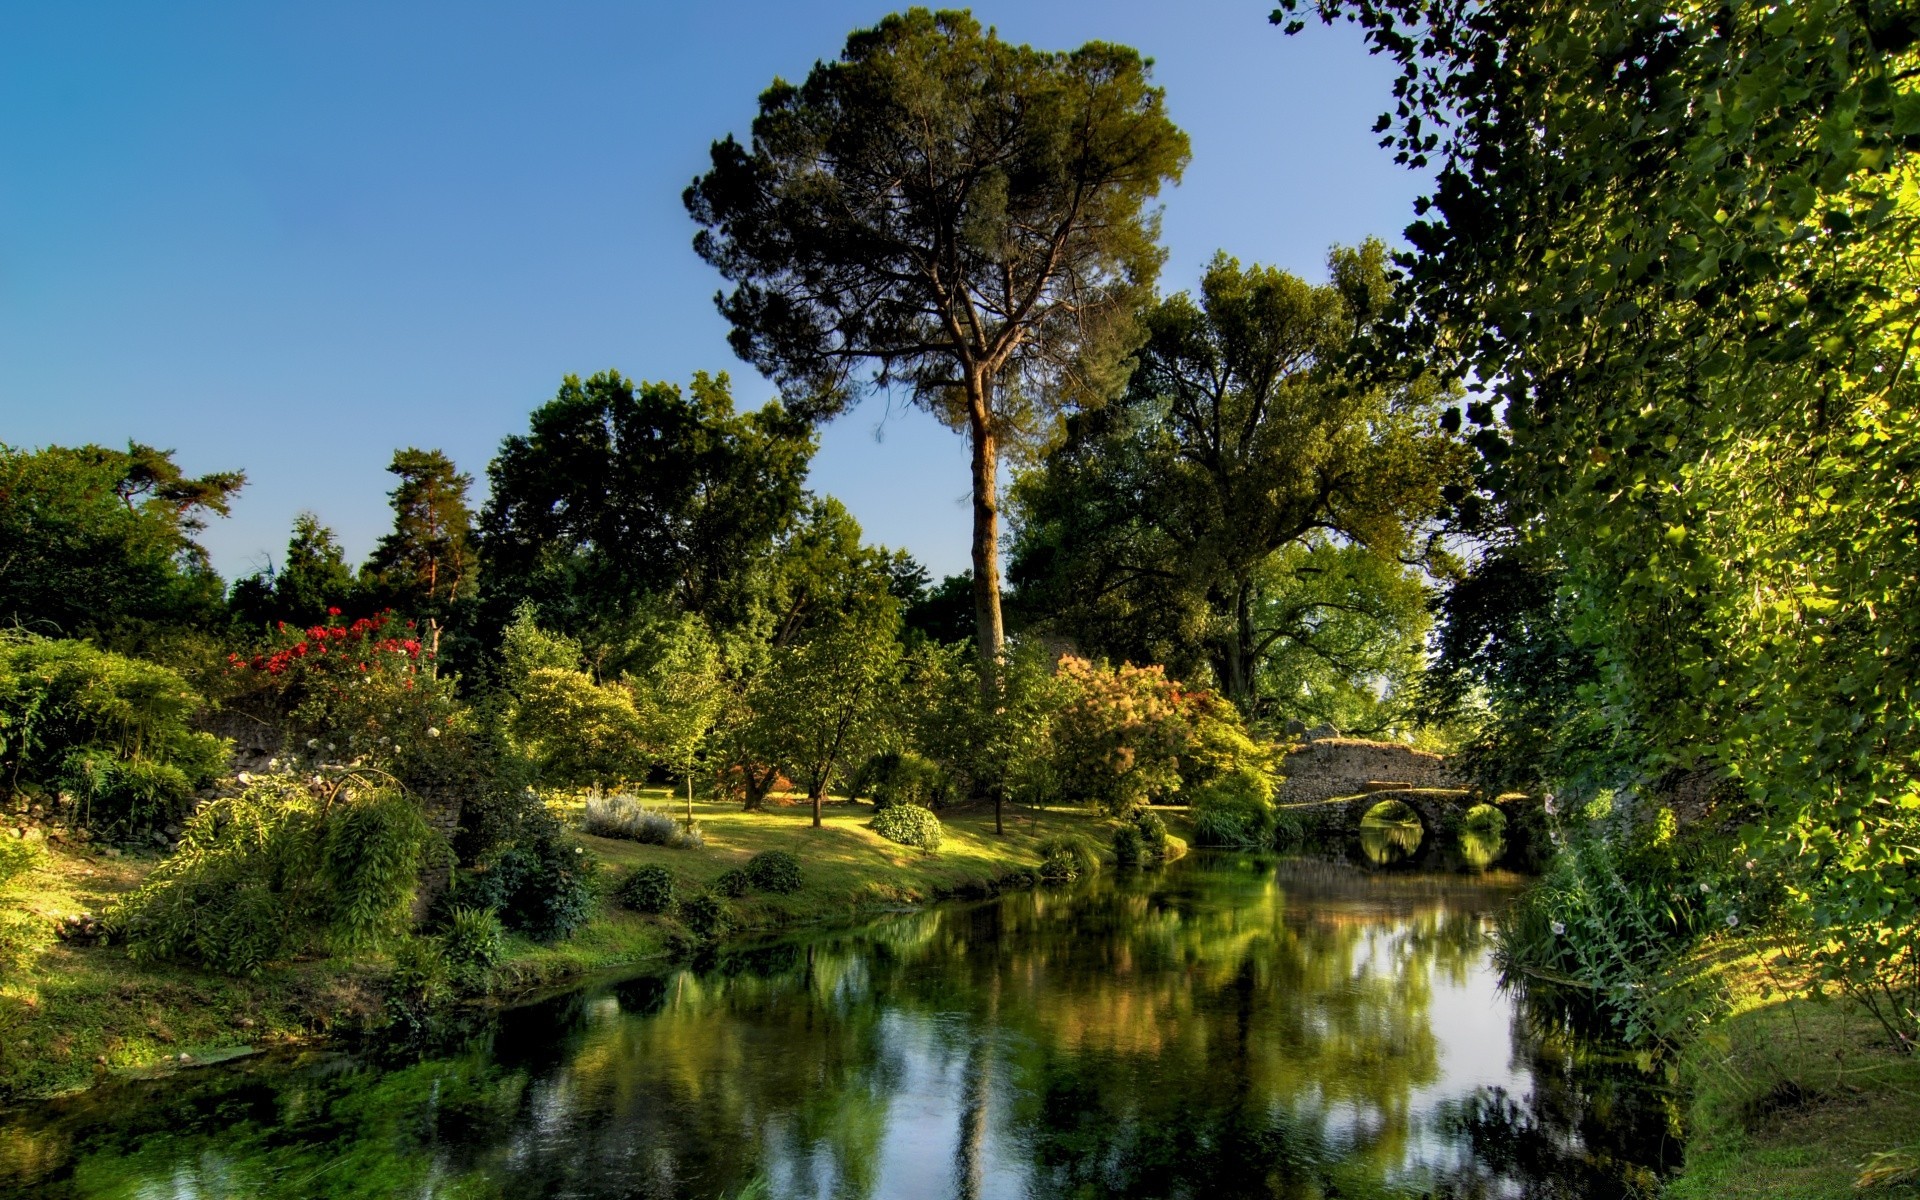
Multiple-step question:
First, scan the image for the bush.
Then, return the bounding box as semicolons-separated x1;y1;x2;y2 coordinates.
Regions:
1036;834;1100;883
872;803;943;852
1131;809;1169;860
440;906;506;989
108;777;437;975
0;636;229;837
1111;824;1145;866
857;750;951;810
714;867;751;897
744;849;802;894
1271;808;1306;850
386;935;454;1029
463;819;594;942
1189;766;1278;848
680;891;731;940
617;865;677;914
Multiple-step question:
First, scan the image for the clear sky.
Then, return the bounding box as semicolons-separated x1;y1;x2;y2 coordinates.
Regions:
0;1;1420;582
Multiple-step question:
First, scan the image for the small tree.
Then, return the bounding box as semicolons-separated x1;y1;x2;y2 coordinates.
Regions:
363;448;477;657
630;613;727;825
687;8;1189;684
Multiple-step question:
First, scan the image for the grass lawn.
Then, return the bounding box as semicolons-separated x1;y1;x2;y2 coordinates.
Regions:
0;792;1129;1101
1665;941;1920;1198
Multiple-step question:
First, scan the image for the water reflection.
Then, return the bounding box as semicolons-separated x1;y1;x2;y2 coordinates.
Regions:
0;858;1676;1199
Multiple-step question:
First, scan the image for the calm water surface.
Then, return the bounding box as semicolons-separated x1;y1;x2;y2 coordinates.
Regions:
0;855;1677;1199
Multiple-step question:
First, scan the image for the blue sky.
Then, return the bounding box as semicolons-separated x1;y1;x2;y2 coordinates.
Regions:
1;1;1420;582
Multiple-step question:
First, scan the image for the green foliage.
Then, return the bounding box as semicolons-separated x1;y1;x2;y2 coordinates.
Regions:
0;635;228;835
687;8;1190;661
901;638;1072;815
1289;0;1920;1041
1189;767;1278;849
617;865;677;915
1131;809;1169;860
713;868;751;898
108;778;436;975
1011;245;1459;717
0;441;241;642
1111;824;1145;867
476;370;813;641
855;750;950;811
385;936;454;1025
503;666;648;789
744;849;802;895
1035;834;1100;883
229;513;362;630
462;819;594;942
360;448;477;627
439;906;505;990
679;890;731;940
871;803;943;853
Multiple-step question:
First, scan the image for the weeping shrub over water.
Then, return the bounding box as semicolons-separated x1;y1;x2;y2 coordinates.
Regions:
108;776;437;975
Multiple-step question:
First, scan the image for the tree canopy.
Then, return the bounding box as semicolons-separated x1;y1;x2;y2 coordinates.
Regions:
1012;244;1459;717
686;7;1190;676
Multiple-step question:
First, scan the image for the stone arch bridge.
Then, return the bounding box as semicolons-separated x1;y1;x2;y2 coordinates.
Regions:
1274;737;1542;847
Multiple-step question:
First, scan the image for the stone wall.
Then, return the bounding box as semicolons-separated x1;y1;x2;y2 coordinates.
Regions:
1275;737;1462;806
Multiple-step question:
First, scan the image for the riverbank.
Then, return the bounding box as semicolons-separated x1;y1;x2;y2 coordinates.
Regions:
1664;943;1920;1198
0;797;1125;1102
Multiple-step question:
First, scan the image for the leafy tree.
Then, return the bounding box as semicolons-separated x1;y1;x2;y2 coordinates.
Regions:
1012;245;1459;714
686;8;1190;680
229;513;362;631
0;442;242;642
363;448;477;650
628;611;728;823
476;370;814;647
752;601;905;828
1280;0;1920;1035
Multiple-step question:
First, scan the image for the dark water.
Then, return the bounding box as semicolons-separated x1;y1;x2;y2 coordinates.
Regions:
0;856;1678;1199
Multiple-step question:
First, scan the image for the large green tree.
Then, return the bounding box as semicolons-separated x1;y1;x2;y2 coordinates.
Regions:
685;8;1190;681
229;512;361;630
1012;245;1459;715
1280;0;1920;1031
0;442;242;642
476;371;814;647
363;448;477;648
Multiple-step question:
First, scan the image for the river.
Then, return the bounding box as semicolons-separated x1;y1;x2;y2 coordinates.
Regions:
0;853;1677;1199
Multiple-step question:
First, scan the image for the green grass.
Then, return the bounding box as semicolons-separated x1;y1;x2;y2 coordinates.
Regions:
0;794;1122;1100
1665;942;1920;1199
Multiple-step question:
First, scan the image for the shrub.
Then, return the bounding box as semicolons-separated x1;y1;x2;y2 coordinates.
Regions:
1131;809;1169;860
385;935;454;1029
1036;834;1099;883
744;849;802;894
1189;766;1278;848
1052;657;1201;814
108;777;437;975
872;803;944;852
714;867;751;898
858;750;951;810
617;865;677;914
680;891;731;940
0;636;229;837
584;795;671;842
1111;824;1145;866
463;818;594;942
440;906;506;988
1271;808;1306;850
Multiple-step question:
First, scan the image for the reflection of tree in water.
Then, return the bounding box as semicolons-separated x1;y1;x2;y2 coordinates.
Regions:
2;859;1670;1200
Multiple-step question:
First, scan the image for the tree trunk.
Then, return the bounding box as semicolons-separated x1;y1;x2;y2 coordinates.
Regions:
811;785;823;829
1225;573;1255;710
994;791;1003;836
966;371;1006;696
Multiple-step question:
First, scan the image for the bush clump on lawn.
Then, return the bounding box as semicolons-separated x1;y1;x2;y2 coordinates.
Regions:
584;795;700;848
617;864;677;914
1112;824;1145;866
714;867;751;897
680;891;731;940
439;906;506;990
1036;833;1100;883
108;777;436;976
462;818;595;942
872;804;943;852
744;849;803;894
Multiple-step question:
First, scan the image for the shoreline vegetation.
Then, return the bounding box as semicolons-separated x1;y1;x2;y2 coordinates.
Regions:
0;793;1141;1104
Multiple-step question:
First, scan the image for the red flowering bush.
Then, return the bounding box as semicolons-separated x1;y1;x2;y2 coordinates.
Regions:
1051;657;1213;815
228;611;463;780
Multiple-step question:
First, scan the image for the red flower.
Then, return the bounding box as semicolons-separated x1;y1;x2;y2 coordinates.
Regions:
327;606;341;617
